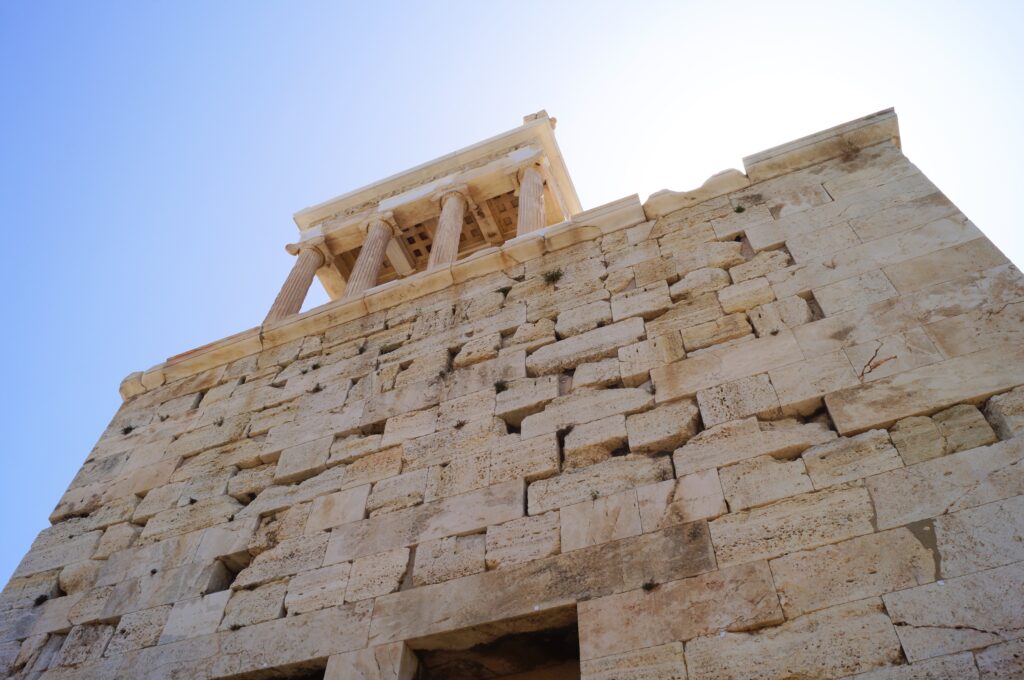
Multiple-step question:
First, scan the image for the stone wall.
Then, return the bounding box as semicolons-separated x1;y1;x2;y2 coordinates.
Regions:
3;118;1024;679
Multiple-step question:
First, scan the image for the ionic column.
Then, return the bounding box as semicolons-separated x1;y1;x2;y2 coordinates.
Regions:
344;218;393;299
516;164;545;236
427;189;467;270
264;243;326;324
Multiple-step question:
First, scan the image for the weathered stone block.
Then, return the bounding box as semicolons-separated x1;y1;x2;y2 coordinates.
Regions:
345;547;409;602
682;313;753;351
636;470;726;531
933;494;1024;578
520;387;653;439
617;332;686;387
556;300;612;338
625;399;700;454
305;484;370;533
802;429;902;488
889;415;946;465
748;295;813;337
933;403;997;453
365;469;427;517
219;580;286;630
527;317;646;376
484;511;560;570
697;373;781;427
412;534;485;586
674;416;835;476
719;454;813;510
986;386;1024;439
719;277;775;314
580;642;686;680
234;533;328;589
563;415;627;470
528;455;672;515
561;489;642;552
669;267;730;301
611;282;672;322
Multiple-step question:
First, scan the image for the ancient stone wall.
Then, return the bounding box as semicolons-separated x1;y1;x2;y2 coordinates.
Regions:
3;123;1024;679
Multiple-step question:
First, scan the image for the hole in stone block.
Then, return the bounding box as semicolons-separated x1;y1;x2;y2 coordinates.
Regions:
409;606;580;680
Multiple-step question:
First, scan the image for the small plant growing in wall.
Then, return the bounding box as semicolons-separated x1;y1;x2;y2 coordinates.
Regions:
543;268;564;285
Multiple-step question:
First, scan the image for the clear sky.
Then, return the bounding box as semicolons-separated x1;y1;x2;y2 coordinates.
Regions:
1;1;1022;583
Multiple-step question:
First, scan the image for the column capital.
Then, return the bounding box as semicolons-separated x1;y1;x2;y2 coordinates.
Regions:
431;184;469;209
365;211;400;237
284;236;329;267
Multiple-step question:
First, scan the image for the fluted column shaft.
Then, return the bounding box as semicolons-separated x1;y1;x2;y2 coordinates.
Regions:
344;219;393;299
516;164;545;236
427;191;466;269
264;246;325;324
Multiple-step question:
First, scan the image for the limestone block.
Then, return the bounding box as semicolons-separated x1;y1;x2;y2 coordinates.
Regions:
58;561;101;596
579;561;783;660
345;547;409;602
0;570;62;612
883;562;1024;662
844;328;944;383
380;408;437;448
786;221;861;263
975;638;1024;679
656;218;718;256
933;403;997;453
274;435;333;485
219;580;286;630
520;387;653;439
803;429;902;488
138;495;242;544
573;358;621;389
814;270;898;317
924;298;1024;359
770;527;936;618
445;350;526;401
494;375;561;426
526;317;646;376
561;489;642;552
580;641;686;680
669;267;730;301
719;278;775;315
933;495;1024;578
157;591;229;644
708;483;875;566
437;391;495;430
749;295;813;337
730;250;792;284
452;332;500;368
368;523;715;646
556;300;612;338
850;653;980;679
651;328;801;401
563;415;627;470
528;455;672;515
329;434;384;466
489;433;560;483
617;332;686;387
239;465;348;519
412;534;485;586
674;416;836;476
227;464;276;502
285;563;351;616
265;408;362;460
685;599;902;680
361;378;443;426
55;623;115;667
883;237;1007;294
325;642;420;680
674;241;745;276
425;450;489;501
325;480;525;564
341;446;403;490
604;266;636;293
234;533;328;589
719;455;813;510
504;318;556;353
849;189;958;242
769;350;860;416
645;292;723;337
697;373;782;427
100;605;169;656
365;469;427;517
625;399;700;454
986;387;1024;441
10;529;101;581
636;470;726;531
611;282;672;322
890;416;945;465
867;437;1024;530
165;414;249;460
484;511;561;570
682;313;753;351
402;417;505;470
305;484;370;533
524;279;610;323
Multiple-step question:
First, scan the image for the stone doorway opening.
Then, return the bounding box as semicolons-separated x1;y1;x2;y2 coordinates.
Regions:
409;605;581;679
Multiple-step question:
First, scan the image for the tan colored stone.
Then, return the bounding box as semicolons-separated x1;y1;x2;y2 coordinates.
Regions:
380;408;437;448
975;638;1024;679
674;416;835;476
617;332;686;387
730;249;792;283
489;433;560;483
412;534;485;586
365;469;427;517
556;300;612;338
402;417;505;470
883;562;1024;662
105;604;171;656
682;313;752;351
580;641;686;680
55;623;115;667
770;527;936;618
520;387;653;439
494;375;561;426
484;512;561;570
849;653;980;680
325;480;525;564
814;269;898;316
719;277;775;314
345;547;409;602
867;437;1024;530
669;267;730;301
697;373;781;427
769;350;860;416
328;434;385;466
342;446;403;490
611;282;672;322
424;450;489;501
138;495;242;544
326;642;420;680
719;454;813;510
452;332;500;368
636;470;727;531
505;318;557;353
933;495;1024;578
685;599;902;680
564;415;627;470
274;435;333;484
527;317;646;376
674;241;745;275
890;415;946;465
802;429;902;488
528;455;672;515
158;590;230;644
645;292;724;337
579;561;782;660
625;399;700;454
986;386;1024;440
884;237;1008;294
219;580;286;630
748;295;813;337
234;533;328;589
709;483;875;566
561;489;642;552
437;390;495;430
305;484;370;533
572;357;621;389
844;329;944;383
284;562;351;616
933;403;997;454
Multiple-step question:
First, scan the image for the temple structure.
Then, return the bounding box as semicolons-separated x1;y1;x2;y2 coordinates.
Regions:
3;109;1023;679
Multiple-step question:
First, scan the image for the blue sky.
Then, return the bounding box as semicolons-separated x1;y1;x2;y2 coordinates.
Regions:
1;1;1022;583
